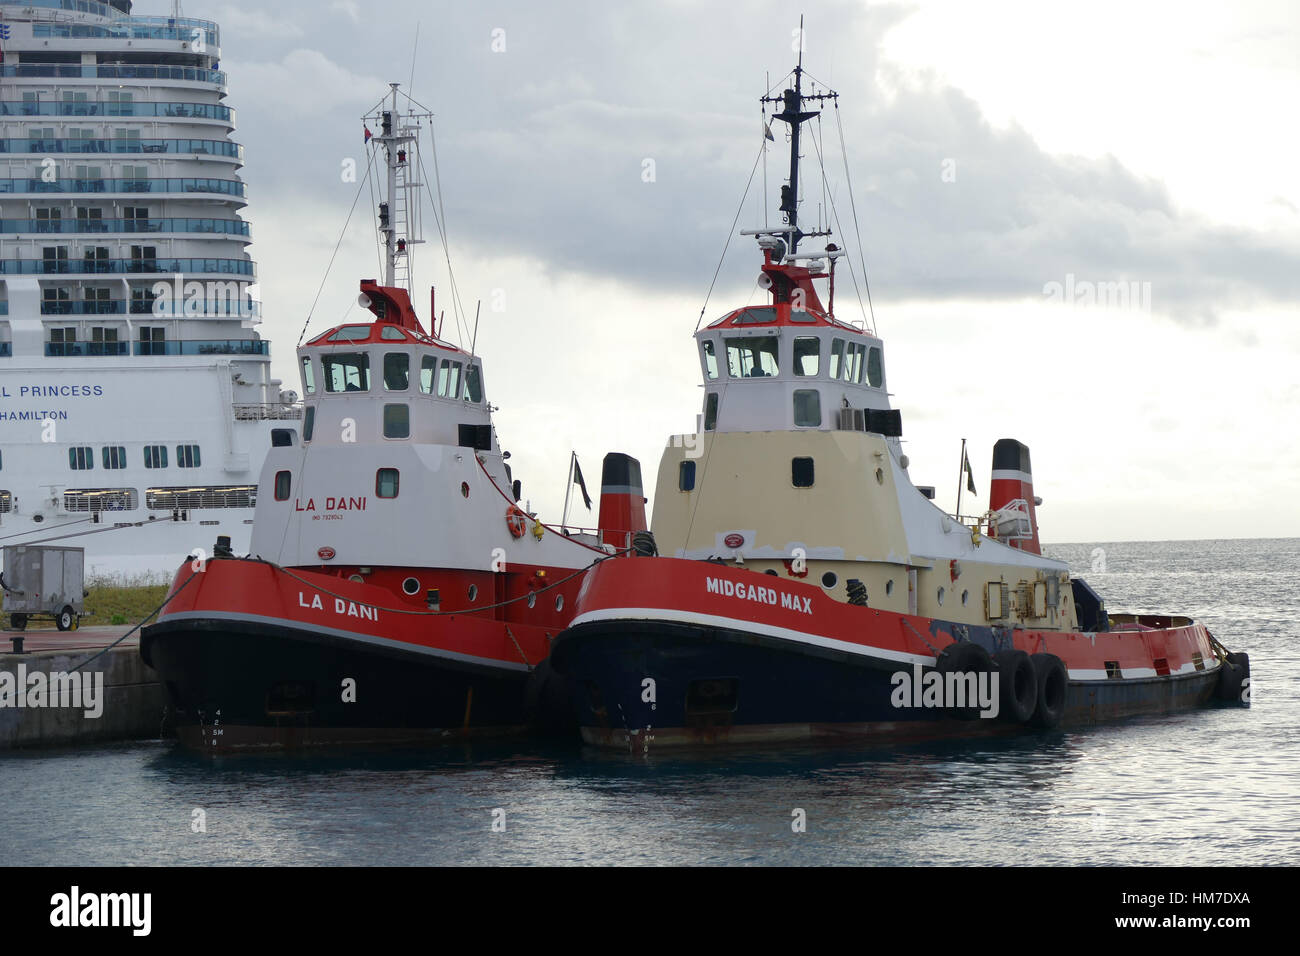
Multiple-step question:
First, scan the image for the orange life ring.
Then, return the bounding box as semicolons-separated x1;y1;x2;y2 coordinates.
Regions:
506;505;527;538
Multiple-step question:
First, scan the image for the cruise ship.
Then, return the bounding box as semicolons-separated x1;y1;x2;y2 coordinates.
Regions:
0;0;296;580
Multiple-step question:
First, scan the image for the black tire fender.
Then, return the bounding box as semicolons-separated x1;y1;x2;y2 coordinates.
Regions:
1029;653;1068;729
993;649;1038;724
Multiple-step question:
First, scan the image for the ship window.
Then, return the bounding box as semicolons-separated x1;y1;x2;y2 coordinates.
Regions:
419;355;437;393
437;360;462;398
376;468;399;498
701;340;719;380
845;343;864;383
703;393;718;431
793;389;821;427
69;446;94;470
101;446;127;469
326;325;370;341
322;352;370;392
383;352;409;390
176;444;201;468
829;339;844;379
679;460;696;491
792;457;814;487
726;336;778;377
383;403;410;439
300;356;316;394
302;407;315;442
274;470;291;501
793;336;820;376
464;364;482;402
866;346;883;388
381;327;406;340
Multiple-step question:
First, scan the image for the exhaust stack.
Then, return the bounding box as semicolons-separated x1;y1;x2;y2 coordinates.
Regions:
598;452;647;551
988;438;1041;554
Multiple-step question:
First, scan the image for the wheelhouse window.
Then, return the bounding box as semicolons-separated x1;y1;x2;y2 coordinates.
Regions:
792;457;815;487
437;359;462;398
322;352;370;392
383;352;410;390
793;389;821;427
843;342;865;383
376;468;399;498
726;336;778;378
703;392;718;431
420;355;437;394
274;470;291;501
143;445;167;468
300;356;316;394
383;403;410;439
176;444;201;468
866;346;883;388
679;460;696;491
302;406;315;442
829;339;845;379
701;340;719;380
793;337;820;376
463;364;482;402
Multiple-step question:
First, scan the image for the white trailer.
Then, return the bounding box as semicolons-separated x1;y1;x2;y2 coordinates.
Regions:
1;545;86;631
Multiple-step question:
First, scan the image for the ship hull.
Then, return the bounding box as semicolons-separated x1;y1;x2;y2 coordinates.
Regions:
141;557;580;753
551;558;1226;751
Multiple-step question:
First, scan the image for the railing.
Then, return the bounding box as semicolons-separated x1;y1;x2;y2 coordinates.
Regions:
33;22;221;45
135;340;269;356
2;257;254;276
0;102;234;122
1;177;246;196
44;341;130;356
1;65;226;86
233;404;304;421
1;217;250;236
0;139;242;159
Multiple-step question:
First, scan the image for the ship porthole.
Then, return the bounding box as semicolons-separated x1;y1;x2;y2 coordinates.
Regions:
821;571;838;589
461;482;470;498
875;467;884;485
937;587;946;606
349;574;365;584
402;577;421;595
468;584;478;602
555;594;564;612
961;589;969;606
527;592;537;609
885;579;894;596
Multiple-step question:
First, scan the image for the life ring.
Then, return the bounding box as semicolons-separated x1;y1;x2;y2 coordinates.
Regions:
506;505;527;538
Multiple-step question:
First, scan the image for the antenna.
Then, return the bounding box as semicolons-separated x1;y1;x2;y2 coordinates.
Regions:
364;85;431;290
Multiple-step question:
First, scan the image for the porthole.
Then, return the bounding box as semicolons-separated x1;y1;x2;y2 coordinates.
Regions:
821;571;838;589
460;481;470;498
402;577;420;596
555;595;564;612
885;579;894;596
764;569;779;576
875;467;884;485
937;587;945;606
467;584;478;602
961;589;969;606
349;574;364;584
527;592;537;608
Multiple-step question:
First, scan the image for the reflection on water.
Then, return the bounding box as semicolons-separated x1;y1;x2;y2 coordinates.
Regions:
2;539;1298;865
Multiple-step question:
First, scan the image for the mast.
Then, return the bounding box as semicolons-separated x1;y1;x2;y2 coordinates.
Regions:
366;84;430;289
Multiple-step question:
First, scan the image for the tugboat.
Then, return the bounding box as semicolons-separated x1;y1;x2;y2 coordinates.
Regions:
550;58;1251;750
141;87;647;752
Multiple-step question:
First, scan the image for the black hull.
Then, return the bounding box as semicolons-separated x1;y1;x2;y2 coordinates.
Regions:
141;616;572;753
550;619;1222;751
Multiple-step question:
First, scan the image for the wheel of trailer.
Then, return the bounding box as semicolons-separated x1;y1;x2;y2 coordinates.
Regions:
1215;651;1250;706
993;649;1038;724
8;613;26;631
936;641;994;720
56;606;74;632
1028;653;1068;729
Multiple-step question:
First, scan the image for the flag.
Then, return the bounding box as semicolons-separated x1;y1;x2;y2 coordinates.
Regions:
572;454;592;510
363;125;372;144
963;448;976;495
764;121;775;142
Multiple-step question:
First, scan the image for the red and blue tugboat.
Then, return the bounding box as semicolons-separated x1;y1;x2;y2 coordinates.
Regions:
549;58;1250;751
142;87;647;752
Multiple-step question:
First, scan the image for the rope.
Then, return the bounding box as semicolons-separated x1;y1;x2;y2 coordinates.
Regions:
901;617;941;656
473;455;610;556
694;133;769;333
505;624;531;670
69;567;200;672
834;101;878;335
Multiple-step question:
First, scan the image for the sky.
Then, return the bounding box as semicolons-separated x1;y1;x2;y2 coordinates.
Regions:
169;0;1297;542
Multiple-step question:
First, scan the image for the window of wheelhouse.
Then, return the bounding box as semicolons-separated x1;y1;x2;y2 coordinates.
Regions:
866;345;883;388
703;392;718;431
376;468;399;498
302;406;315;442
419;355;437;393
437;359;462;398
701;340;719;380
463;363;482;402
300;355;316;394
725;336;778;378
322;352;370;392
383;352;409;391
274;470;291;501
829;339;845;379
793;337;820;376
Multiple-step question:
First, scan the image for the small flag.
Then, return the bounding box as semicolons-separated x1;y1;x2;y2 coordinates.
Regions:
363;125;372;144
572;455;592;510
764;121;775;142
963;449;976;495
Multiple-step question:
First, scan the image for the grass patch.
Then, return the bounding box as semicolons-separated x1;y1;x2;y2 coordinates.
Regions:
80;581;171;628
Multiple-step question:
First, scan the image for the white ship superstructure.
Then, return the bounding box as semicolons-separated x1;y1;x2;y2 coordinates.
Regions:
0;0;296;579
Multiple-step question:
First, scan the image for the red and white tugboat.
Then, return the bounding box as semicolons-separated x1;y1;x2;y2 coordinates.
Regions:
550;59;1251;751
141;87;647;752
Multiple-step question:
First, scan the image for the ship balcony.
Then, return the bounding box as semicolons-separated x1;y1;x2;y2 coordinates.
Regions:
0;65;226;88
2;257;254;278
42;339;267;357
37;300;261;318
0;139;243;162
1;217;250;238
32;18;221;48
3;178;246;201
0;102;235;126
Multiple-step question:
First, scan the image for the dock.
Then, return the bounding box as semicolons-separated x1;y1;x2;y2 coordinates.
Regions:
0;626;166;750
